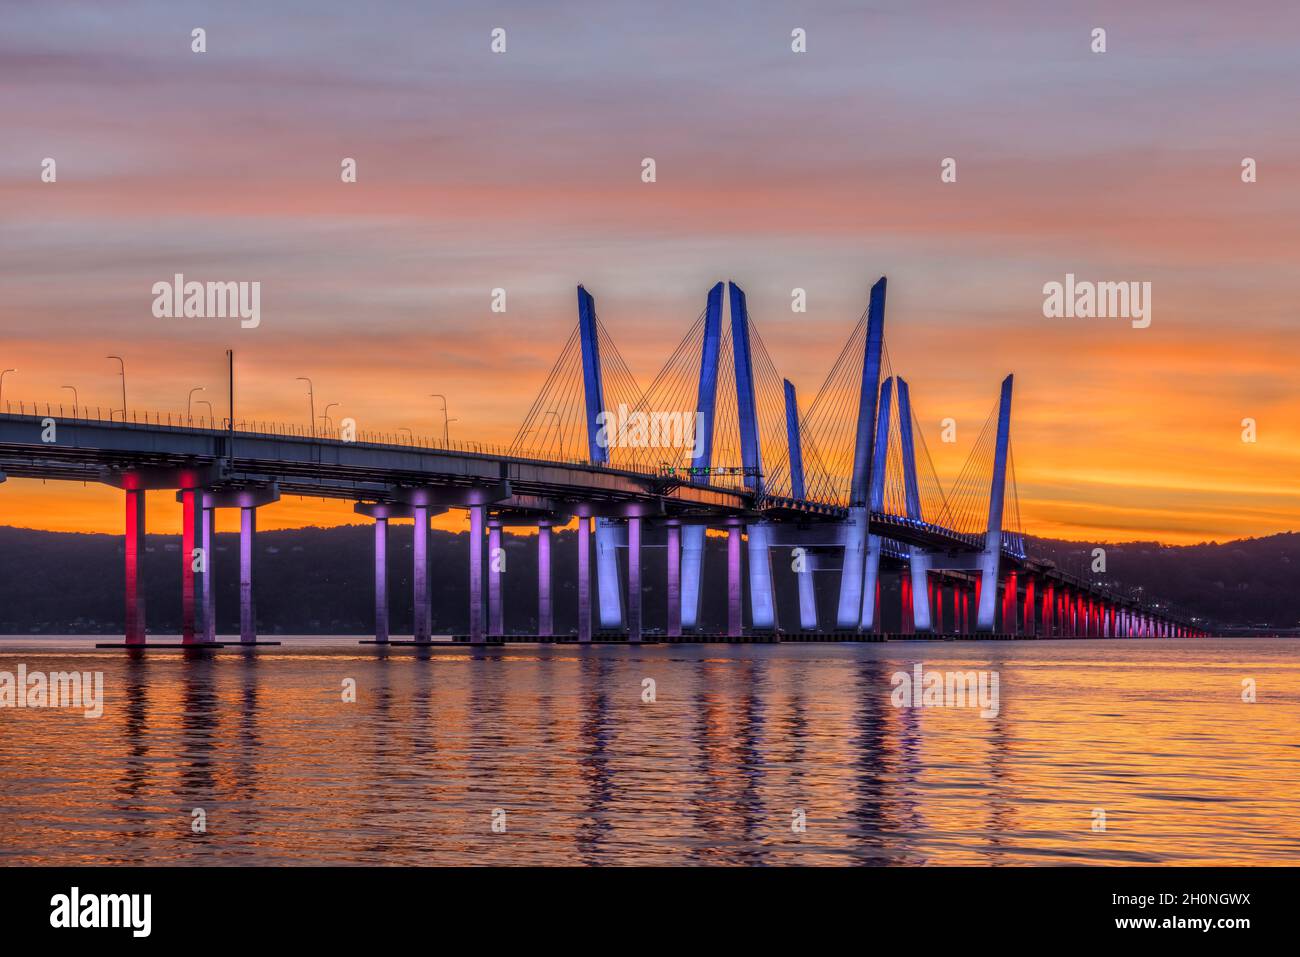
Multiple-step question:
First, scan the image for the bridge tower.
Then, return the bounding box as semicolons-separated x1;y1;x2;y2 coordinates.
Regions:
784;378;818;631
728;282;777;632
680;282;724;632
576;285;626;633
836;277;887;630
896;377;936;633
975;374;1014;632
860;377;894;631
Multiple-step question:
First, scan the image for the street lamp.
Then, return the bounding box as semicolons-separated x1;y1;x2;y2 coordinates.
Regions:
321;402;339;432
187;386;205;423
295;377;315;437
430;393;450;445
106;356;126;422
197;400;214;424
0;368;16;408
61;385;78;416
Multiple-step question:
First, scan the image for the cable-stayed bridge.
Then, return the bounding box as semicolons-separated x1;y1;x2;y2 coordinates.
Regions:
0;277;1203;647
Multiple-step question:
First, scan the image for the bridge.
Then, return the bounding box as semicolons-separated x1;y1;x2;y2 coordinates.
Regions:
0;276;1204;646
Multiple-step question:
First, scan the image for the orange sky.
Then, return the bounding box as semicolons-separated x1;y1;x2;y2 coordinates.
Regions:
2;3;1298;544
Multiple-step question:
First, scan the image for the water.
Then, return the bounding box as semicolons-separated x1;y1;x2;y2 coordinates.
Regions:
0;637;1296;865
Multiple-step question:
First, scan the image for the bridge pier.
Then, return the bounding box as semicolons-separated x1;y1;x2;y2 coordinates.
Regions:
1001;571;1017;635
746;523;778;633
204;486;280;644
1023;576;1036;637
412;503;431;641
680;524;706;632
124;488;147;645
239;506;256;641
374;515;389;641
665;520;682;638
726;519;743;637
488;518;504;637
900;573;914;635
797;544;818;631
180;487;205;644
537;522;553;638
354;502;414;644
100;466;225;648
909;553;933;634
469;505;485;643
577;515;592;642
627;516;642;642
202;502;216;642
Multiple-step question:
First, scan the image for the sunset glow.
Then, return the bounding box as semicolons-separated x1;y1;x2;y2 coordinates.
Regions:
3;3;1297;543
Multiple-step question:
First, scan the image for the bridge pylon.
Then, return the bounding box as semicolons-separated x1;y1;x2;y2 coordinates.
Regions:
680;282;724;631
975;374;1014;632
896;377;937;634
835;277;887;629
729;281;777;632
859;376;894;632
576;285;625;632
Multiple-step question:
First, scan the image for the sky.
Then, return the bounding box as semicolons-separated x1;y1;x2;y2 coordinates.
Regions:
1;1;1298;543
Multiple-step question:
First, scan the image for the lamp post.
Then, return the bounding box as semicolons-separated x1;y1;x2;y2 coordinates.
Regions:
197;400;214;424
321;402;339;433
106;356;126;422
430;394;450;445
0;368;16;408
188;387;205;423
295;377;315;438
61;385;78;416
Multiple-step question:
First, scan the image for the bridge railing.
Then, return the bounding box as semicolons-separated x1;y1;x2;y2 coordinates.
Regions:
0;398;627;465
2;399;794;499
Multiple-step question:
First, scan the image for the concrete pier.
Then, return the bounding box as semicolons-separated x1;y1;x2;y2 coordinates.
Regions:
577;515;592;642
180;487;204;644
665;521;681;638
124;488;146;645
488;518;503;636
413;503;430;642
726;521;742;637
469;504;485;643
627;516;642;643
353;501;414;645
537;522;553;638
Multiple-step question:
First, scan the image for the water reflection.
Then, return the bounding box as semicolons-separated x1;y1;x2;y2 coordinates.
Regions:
576;651;615;864
0;637;1297;865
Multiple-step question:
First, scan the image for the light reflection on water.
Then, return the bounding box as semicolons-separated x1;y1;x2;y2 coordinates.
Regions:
0;637;1297;865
